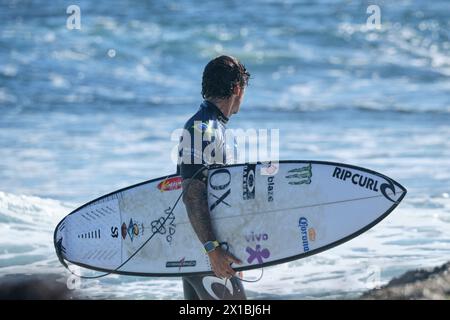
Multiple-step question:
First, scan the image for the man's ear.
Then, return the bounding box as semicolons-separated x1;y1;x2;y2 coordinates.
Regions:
233;85;241;96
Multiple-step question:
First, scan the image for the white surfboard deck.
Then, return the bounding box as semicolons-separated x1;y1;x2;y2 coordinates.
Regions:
54;161;406;276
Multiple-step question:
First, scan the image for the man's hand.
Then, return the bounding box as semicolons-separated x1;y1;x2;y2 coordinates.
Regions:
208;247;242;279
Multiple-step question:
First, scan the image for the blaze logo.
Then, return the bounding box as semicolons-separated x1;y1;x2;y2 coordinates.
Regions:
157;177;183;192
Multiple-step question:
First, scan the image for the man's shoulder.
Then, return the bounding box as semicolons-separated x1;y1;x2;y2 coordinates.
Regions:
183;104;216;131
183;113;198;131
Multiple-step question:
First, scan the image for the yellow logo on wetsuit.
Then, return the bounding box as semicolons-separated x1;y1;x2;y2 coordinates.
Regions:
192;121;214;141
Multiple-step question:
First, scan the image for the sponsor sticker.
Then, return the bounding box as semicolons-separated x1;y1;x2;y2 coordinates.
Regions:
209;169;232;211
121;219;144;241
246;245;270;264
245;232;269;242
157;177;183;192
267;176;274;202
166;258;196;271
286;164;312;185
243;164;256;200
298;217;315;252
192;121;214;141
261;161;279;176
121;222;127;239
332;167;399;202
151;207;176;244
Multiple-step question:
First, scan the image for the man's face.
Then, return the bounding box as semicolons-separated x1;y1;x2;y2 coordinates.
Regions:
232;86;245;114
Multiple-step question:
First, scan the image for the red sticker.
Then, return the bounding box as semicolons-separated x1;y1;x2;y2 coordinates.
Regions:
157;177;182;192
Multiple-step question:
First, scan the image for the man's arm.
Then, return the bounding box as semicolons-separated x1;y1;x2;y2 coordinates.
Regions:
182;178;242;279
181;178;215;243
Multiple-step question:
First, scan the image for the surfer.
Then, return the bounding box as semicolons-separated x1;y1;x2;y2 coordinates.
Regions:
177;55;250;300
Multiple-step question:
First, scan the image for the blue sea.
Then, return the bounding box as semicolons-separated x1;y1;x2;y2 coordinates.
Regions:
0;0;449;299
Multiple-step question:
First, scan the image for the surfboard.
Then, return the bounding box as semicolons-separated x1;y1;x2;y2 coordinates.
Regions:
54;161;406;276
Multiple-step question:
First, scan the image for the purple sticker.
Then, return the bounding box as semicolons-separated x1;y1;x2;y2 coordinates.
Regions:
246;244;270;264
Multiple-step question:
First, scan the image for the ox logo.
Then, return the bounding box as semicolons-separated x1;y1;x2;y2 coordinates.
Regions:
209;169;232;211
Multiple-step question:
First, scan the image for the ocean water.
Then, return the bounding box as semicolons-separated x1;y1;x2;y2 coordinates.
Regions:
0;0;449;299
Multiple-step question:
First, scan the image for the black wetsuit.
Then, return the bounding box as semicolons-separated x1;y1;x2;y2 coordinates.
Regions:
177;100;246;300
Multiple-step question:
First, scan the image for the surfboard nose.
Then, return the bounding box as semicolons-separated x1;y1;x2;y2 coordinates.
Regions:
386;178;408;204
53;217;68;268
396;181;407;202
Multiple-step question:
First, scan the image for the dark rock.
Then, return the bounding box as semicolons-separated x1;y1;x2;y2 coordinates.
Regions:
360;262;450;300
0;273;77;300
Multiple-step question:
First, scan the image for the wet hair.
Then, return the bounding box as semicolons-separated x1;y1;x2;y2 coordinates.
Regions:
201;55;250;99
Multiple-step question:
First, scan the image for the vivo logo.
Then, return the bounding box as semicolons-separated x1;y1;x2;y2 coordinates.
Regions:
245;232;268;242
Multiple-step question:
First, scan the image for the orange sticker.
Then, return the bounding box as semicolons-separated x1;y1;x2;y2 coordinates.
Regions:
157;177;183;192
308;228;316;241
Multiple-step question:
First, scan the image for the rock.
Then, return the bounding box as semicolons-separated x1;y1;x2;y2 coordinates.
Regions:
0;273;77;300
360;262;450;300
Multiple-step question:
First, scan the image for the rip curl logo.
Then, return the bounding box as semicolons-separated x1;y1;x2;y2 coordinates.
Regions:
380;178;397;203
333;167;380;192
286;164;312;185
246;244;270;264
332;167;399;203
